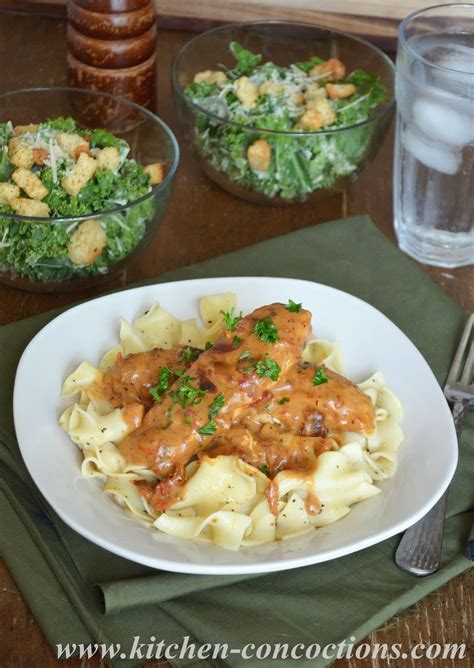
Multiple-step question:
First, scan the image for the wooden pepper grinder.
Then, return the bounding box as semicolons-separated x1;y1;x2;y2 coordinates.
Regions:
67;0;156;111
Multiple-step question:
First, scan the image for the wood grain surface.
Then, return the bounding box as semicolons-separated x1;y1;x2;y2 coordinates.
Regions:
0;13;472;668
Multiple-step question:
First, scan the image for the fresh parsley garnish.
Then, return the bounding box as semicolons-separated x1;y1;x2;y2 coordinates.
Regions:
181;347;199;363
259;463;270;477
254;317;279;344
208;393;225;419
244;355;281;381
239;349;251;360
313;367;329;386
170;376;207;408
204;341;213;350
198;421;217;436
278;397;290;405
220;307;243;331
232;336;242;347
285;299;302;313
149;367;175;402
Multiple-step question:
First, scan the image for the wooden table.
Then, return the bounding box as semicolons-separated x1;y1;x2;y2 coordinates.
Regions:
0;13;472;668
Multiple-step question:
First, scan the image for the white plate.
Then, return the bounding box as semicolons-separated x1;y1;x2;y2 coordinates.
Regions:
14;277;457;575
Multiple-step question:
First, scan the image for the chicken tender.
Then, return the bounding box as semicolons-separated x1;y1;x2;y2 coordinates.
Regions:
247;139;271;172
11;168;48;201
235;76;258;109
264;364;376;436
119;303;312;506
10;197;50;217
67;219;107;266
326;83;356;100
98;346;202;409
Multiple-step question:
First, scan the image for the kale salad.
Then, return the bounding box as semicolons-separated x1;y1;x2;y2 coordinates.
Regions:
0;117;165;283
184;42;388;200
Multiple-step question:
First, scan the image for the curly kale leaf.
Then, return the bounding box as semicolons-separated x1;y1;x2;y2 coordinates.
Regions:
0;122;13;181
40;117;78;133
41;160;150;217
294;55;324;74
333;70;388;127
89;128;129;151
227;42;262;78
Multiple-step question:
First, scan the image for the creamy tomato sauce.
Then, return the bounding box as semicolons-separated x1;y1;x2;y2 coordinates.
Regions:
99;302;376;513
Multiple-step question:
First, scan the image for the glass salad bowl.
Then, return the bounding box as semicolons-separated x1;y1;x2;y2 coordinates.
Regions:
172;21;394;205
0;87;179;292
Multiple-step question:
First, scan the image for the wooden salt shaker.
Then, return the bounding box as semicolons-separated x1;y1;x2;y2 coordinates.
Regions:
67;0;156;111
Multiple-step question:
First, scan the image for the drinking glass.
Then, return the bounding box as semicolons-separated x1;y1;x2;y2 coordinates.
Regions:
394;4;474;268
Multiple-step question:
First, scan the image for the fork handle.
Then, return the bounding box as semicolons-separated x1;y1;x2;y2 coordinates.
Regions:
395;401;468;576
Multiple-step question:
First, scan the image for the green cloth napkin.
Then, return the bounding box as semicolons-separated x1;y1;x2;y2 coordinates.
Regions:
1;215;472;667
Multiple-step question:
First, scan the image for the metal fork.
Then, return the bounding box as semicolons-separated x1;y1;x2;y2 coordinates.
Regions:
395;314;473;576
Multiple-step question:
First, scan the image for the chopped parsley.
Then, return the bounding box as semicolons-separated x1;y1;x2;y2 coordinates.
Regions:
259;463;270;477
313;367;329;386
204;341;213;350
232;336;242;347
198;421;217;436
254;317;279;344
149;367;175;402
181;347;200;363
208;393;225;419
285;299;302;313
170;375;207;408
239;349;251;360
220;307;243;331
278;397;290;405
244;355;281;381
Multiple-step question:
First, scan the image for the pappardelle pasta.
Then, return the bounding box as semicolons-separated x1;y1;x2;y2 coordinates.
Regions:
60;294;404;550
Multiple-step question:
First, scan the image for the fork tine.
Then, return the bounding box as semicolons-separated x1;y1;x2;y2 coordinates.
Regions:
447;314;474;385
460;341;473;386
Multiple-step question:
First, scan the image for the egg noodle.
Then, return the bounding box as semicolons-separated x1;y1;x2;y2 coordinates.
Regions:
59;293;404;551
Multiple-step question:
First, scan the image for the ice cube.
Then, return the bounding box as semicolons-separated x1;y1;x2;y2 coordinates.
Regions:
403;126;461;175
413;95;474;146
438;44;474;75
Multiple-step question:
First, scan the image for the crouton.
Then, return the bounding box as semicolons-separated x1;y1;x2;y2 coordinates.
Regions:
292;92;305;106
247;139;271;172
12;167;48;201
32;148;48;165
312;99;336;126
259;82;284;97
10;197;50;218
295;109;325;131
143;163;164;186
13;124;39;136
57;132;90;159
309;58;346;82
0;183;20;205
235;76;258;109
97;147;121;172
326;83;356;100
305;83;328;107
193;70;228;88
62;153;97;196
9;138;34;169
67;219;107;266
